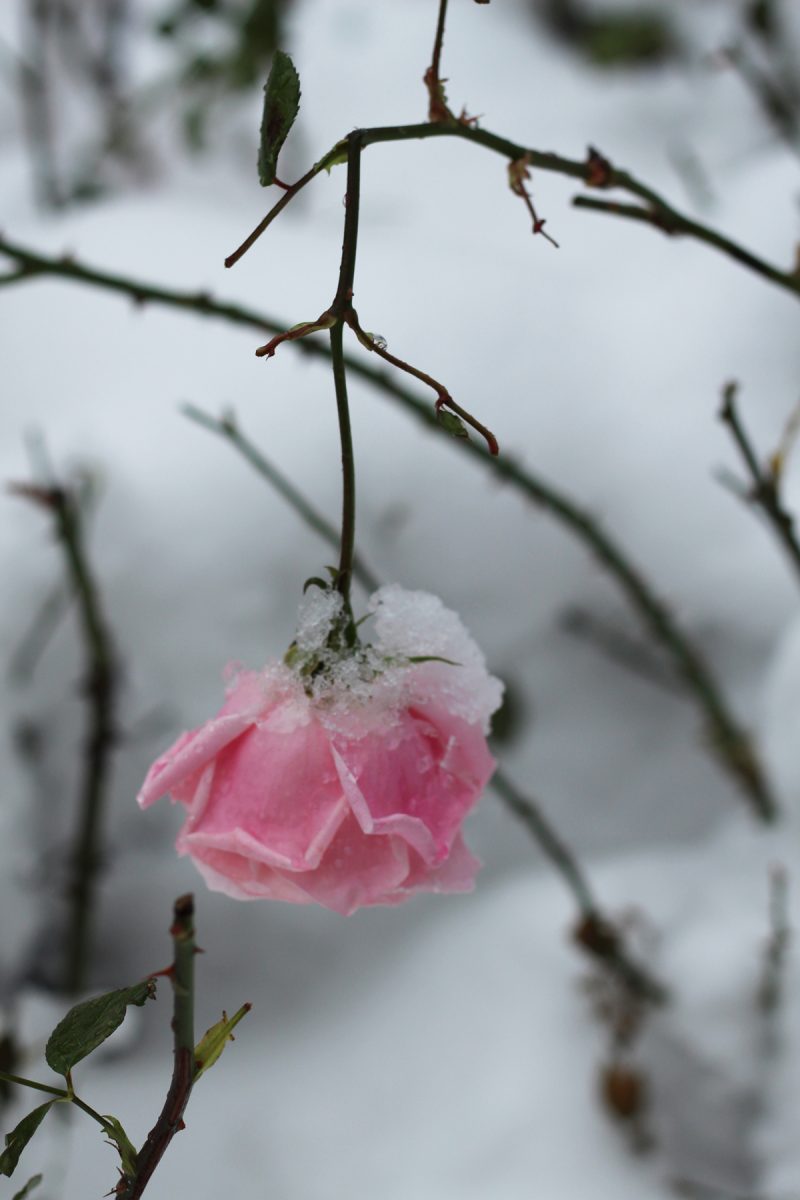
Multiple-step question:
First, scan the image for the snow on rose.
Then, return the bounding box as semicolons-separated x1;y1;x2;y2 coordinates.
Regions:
137;585;503;915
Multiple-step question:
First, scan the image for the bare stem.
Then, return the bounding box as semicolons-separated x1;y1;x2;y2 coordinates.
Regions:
719;382;800;590
118;895;196;1200
225;141;346;269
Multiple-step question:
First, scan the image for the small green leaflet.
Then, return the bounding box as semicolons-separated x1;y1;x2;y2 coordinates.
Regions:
436;409;469;441
258;51;301;187
45;979;157;1077
101;1115;138;1178
12;1173;43;1200
194;1004;251;1082
0;1104;54;1178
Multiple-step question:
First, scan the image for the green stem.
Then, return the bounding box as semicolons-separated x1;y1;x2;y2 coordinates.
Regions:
330;322;356;609
70;1093;116;1133
332;134;363;314
119;895;196;1200
328;134;363;608
0;1071;67;1100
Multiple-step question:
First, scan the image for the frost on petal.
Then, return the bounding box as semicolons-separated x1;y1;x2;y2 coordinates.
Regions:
369;584;504;732
295;586;345;653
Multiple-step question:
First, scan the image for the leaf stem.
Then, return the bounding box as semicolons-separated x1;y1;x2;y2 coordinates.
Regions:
0;1072;67;1100
225;141;346;269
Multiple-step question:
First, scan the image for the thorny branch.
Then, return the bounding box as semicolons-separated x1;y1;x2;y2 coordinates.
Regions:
0;235;776;821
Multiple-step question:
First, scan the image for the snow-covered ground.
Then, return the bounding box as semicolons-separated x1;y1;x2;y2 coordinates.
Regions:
1;0;799;1196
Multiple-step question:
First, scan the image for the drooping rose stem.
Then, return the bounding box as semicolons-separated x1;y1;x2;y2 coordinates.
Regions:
329;133;363;614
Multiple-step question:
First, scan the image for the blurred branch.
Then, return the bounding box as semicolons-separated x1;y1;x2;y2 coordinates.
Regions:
559;605;681;694
491;771;668;1005
9;471;118;994
757;864;790;1019
9;581;72;681
181;404;380;594
719;382;800;590
0;235;776;820
19;0;62;208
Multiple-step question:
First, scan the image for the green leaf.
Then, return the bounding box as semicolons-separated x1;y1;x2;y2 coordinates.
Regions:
405;655;460;666
194;1004;251;1081
101;1115;138;1178
258;51;301;186
12;1173;43;1199
435;409;469;441
0;1104;54;1177
45;980;157;1077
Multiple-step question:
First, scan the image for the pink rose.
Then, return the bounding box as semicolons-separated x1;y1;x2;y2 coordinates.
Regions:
138;585;502;915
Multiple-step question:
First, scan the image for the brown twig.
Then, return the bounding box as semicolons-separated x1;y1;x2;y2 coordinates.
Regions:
347;309;499;455
719;382;800;590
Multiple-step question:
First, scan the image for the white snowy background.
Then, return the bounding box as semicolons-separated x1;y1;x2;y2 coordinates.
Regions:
1;0;800;1196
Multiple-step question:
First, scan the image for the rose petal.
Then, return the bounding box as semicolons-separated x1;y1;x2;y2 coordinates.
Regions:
332;707;494;865
180;717;348;869
272;816;412;915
